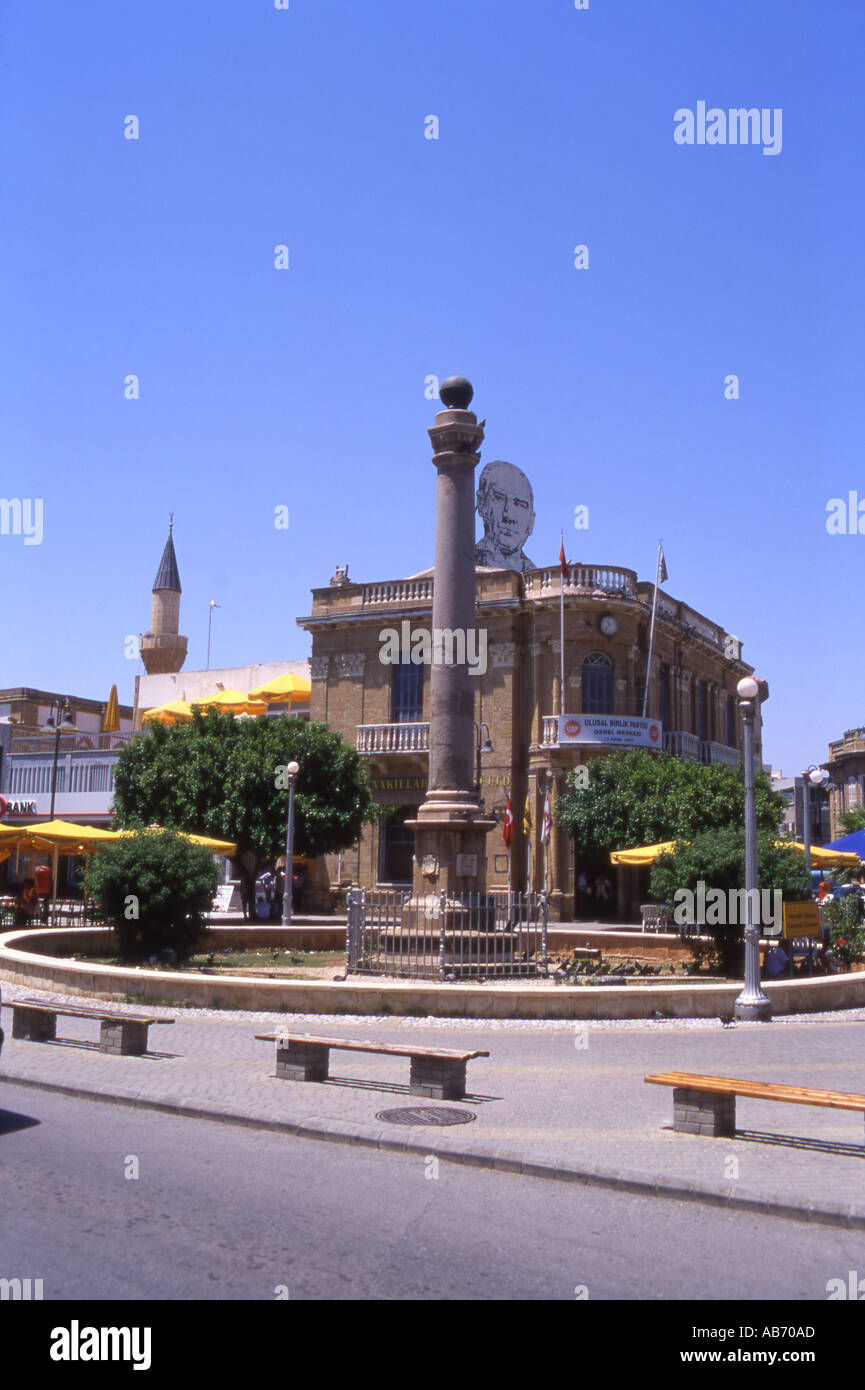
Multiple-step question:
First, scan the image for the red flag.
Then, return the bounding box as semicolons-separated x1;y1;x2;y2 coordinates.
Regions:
502;795;514;848
542;791;552;846
559;532;567;578
659;545;668;584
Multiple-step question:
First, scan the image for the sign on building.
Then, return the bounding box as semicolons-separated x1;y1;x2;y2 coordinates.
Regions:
782;902;821;939
557;716;663;749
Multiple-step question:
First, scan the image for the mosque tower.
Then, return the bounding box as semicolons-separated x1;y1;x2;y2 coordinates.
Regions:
139;517;188;675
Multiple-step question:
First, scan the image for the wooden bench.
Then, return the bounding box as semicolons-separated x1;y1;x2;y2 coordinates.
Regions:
11;999;174;1056
646;1071;865;1140
255;1030;489;1100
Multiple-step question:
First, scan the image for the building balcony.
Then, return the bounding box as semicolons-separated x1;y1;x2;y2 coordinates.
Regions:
362;579;434;607
663;731;701;761
525;564;638;600
701;740;741;769
356;723;430;754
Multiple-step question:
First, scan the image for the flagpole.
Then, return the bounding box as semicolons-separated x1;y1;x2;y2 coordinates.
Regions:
559;531;566;716
641;541;663;718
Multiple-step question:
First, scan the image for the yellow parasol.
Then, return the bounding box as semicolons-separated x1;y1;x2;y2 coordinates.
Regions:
102;685;120;733
611;839;861;868
8;820;123;924
191;689;268;716
247;672;311;705
116;827;237;856
142;700;194;725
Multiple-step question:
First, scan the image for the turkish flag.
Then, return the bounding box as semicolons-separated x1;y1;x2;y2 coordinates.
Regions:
559;534;567;577
503;795;514;848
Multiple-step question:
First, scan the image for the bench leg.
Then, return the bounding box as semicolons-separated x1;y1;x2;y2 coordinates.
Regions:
12;1007;56;1043
100;1020;149;1056
275;1043;329;1083
410;1057;467;1101
672;1087;735;1138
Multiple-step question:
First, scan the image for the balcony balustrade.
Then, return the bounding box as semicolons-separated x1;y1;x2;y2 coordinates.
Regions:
356;722;430;754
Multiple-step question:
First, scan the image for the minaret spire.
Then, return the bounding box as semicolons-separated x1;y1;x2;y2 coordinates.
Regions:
140;518;188;675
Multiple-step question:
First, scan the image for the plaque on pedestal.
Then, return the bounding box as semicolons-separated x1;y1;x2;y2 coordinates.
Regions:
456;853;478;877
422;854;439;877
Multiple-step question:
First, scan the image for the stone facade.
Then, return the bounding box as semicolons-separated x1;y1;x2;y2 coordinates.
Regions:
297;562;762;922
825;728;865;841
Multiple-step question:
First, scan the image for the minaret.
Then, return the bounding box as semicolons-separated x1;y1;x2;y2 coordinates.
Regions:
140;517;188;675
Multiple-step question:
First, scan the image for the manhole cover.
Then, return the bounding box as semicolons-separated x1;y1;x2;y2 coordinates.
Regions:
375;1106;476;1127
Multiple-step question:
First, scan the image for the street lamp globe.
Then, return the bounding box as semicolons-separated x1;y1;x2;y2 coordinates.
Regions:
808;768;827;787
737;676;759;701
287;761;299;777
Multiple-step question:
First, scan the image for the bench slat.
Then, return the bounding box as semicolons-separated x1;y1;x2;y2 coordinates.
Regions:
12;1001;173;1026
645;1072;865;1112
254;1032;488;1061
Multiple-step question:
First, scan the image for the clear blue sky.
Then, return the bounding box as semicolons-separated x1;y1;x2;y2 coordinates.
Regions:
2;0;863;777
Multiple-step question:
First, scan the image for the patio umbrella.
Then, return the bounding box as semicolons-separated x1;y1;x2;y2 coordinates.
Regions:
191;689;267;716
10;820;123;924
116;827;238;856
102;685;120;733
141;700;194;725
611;838;861;868
247;672;311;705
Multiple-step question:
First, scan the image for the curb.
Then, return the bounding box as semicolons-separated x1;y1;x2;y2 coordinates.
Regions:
3;1071;864;1232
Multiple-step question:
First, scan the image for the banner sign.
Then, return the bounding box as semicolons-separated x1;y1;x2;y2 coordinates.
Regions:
557;716;663;749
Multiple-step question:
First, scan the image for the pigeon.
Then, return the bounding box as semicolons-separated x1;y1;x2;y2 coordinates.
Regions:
719;1013;735;1028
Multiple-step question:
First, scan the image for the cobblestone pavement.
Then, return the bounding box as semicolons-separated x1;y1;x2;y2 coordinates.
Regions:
2;987;864;1223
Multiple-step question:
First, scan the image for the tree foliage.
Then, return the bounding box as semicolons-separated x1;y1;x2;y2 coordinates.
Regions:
556;749;786;857
84;829;219;960
111;711;372;913
838;806;865;835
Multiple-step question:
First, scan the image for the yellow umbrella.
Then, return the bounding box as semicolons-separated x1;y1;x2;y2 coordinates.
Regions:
102;684;120;733
142;700;194;725
191;689;268;716
248;672;311;704
611;838;861;869
116;827;237;856
11;820;123;924
610;841;679;866
782;842;860;868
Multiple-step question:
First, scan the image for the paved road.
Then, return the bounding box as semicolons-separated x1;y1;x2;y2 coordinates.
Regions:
1;1087;859;1301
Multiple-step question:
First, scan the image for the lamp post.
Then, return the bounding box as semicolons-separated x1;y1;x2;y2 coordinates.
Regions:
207;600;220;669
733;676;772;1021
473;723;493;807
801;765;828;882
281;760;300;926
46;698;74;820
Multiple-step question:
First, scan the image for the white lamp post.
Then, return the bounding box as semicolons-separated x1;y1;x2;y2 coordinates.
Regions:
733;676;772;1021
801;765;828;881
281;761;300;926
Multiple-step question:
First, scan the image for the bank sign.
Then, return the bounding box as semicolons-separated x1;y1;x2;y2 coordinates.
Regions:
0;796;38;818
557;716;663;749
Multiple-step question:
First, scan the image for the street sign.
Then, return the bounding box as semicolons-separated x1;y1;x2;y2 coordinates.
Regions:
782;902;820;939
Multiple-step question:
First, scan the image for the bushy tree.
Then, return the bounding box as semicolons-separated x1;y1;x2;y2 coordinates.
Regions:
84;829;219;961
648;828;810;974
838;807;865;835
112;711;372;916
556;749;786;858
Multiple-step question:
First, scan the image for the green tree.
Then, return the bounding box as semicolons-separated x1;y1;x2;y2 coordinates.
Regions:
556;748;786;858
84;829;219;961
112;711;372;917
648;826;810;973
837;806;865;835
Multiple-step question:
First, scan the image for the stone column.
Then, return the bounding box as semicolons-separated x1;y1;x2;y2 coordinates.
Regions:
410;377;495;897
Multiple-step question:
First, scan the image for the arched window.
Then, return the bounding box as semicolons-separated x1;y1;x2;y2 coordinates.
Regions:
581;652;614;714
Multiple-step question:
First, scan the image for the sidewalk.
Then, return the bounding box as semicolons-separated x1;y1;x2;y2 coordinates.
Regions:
3;987;864;1228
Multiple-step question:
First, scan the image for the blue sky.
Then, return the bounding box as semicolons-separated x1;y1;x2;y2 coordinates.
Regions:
2;0;863;776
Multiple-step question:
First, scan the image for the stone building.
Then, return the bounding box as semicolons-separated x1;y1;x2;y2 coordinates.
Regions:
297;551;762;922
825;728;865;840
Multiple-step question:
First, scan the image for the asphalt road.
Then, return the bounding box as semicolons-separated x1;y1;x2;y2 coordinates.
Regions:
1;1086;860;1302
